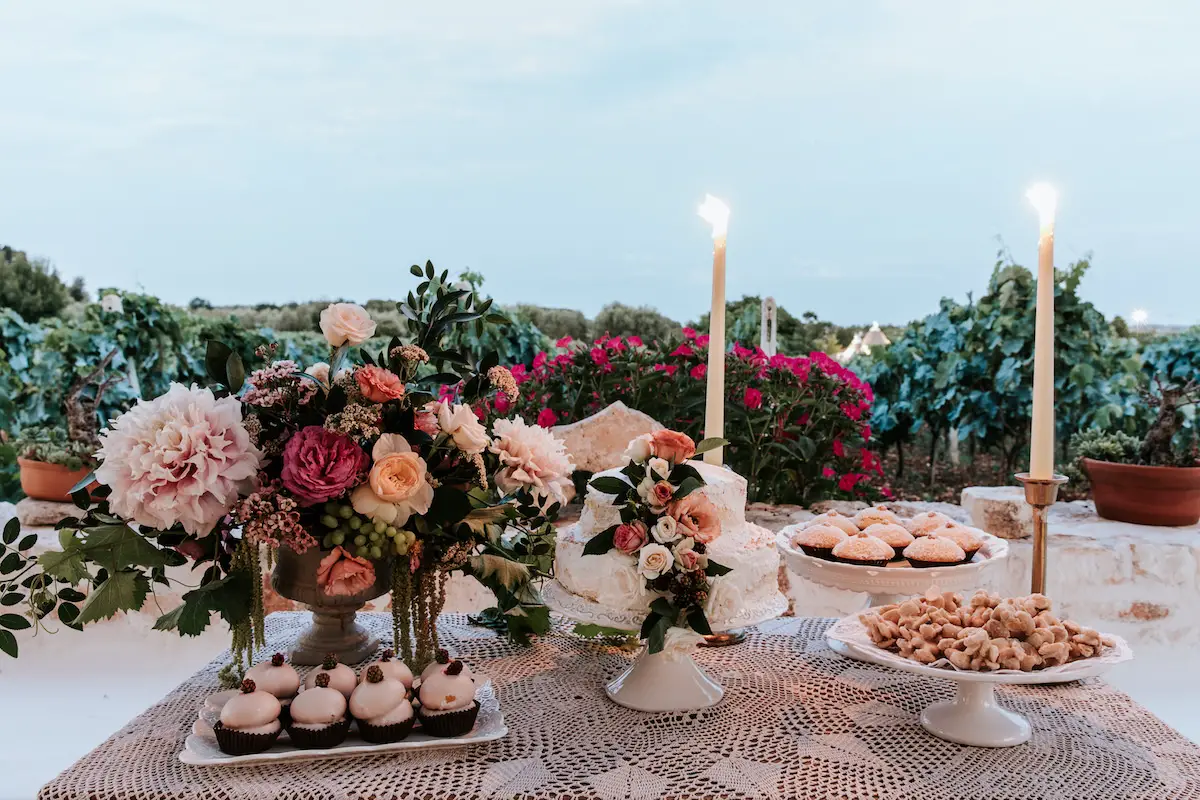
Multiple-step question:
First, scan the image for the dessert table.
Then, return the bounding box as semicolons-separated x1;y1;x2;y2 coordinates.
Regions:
40;612;1200;800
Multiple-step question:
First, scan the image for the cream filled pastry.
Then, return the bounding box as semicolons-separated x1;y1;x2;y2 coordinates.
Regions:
220;678;282;735
861;523;914;555
903;533;966;568
361;648;413;689
246;653;300;703
416;660;480;737
350;665;415;743
290;674;348;730
831;532;894;567
853;505;902;530
420;649;475;683
802;511;859;537
303;653;356;699
905;510;955;537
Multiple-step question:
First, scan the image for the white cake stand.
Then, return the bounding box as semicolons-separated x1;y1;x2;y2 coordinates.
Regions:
825;612;1133;747
543;580;787;712
777;526;1010;608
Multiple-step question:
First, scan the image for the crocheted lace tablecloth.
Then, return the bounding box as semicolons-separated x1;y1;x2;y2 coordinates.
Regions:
39;612;1200;800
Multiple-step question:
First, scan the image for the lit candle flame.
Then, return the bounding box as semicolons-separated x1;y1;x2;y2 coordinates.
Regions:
697;194;730;240
1026;183;1058;228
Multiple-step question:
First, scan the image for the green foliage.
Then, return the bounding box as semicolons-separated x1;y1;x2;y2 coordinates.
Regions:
718;296;842;355
508;305;591;341
592;302;679;344
0;247;79;322
1142;327;1200;386
7;425;95;469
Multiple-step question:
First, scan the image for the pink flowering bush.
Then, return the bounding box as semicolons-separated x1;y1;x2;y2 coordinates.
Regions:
501;330;882;504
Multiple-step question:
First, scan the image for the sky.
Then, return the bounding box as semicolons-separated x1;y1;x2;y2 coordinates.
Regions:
2;1;1199;327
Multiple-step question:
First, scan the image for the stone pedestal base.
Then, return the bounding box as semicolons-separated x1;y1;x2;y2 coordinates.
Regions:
288;608;379;666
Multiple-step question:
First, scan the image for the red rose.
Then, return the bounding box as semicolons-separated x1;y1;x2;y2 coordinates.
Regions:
281;426;369;506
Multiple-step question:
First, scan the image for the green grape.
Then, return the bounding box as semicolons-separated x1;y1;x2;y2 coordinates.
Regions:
385;526;398;538
338;505;354;519
369;545;383;560
370;521;383;534
320;514;339;529
353;534;367;547
324;502;338;516
394;540;408;556
368;531;381;544
322;534;334;549
348;517;362;531
330;531;345;546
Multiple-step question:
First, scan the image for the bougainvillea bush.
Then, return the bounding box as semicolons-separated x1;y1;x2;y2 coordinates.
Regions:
493;329;883;505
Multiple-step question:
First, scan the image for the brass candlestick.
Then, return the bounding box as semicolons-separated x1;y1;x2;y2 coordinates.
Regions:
1014;472;1068;594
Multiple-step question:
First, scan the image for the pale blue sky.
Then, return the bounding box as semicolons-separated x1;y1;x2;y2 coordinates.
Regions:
2;2;1198;326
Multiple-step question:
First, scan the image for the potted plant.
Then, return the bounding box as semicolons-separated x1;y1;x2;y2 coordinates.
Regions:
1075;380;1200;526
9;425;95;502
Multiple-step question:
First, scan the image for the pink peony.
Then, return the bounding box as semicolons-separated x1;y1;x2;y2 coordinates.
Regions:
613;521;649;554
536;407;558;428
489;417;575;510
95;384;262;535
281;426;368;506
689;364;707;381
355;366;406;403
317;546;377;597
668;492;721;544
743;387;763;409
650;430;696;463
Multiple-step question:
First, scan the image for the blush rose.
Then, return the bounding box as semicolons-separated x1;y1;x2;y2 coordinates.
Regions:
613;521;649;554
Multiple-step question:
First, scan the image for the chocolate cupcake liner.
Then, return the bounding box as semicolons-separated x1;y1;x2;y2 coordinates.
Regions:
907;558;957;569
213;721;282;756
799;545;836;561
417;701;480;738
286;716;351;749
278;700;292;729
835;557;890;568
356;714;415;744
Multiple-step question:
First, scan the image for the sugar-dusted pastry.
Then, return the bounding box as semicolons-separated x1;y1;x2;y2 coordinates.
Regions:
303;653;356;699
802;511;859;537
831;532;894;567
860;523;913;557
215;678;282;755
792;524;848;561
935;524;984;561
902;533;966;568
350;665;415;744
417;660;480;737
905;511;955;537
287;672;351;749
853;505;901;530
361;648;414;689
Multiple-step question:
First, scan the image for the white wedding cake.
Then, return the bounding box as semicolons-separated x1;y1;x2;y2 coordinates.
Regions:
555;460;783;628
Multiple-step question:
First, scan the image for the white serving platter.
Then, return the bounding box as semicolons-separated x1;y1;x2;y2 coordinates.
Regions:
181;681;506;766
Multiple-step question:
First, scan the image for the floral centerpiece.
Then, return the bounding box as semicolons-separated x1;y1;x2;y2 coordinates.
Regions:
5;264;571;668
582;430;729;653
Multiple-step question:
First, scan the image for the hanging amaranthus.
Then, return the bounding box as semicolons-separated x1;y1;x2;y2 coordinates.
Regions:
230;539;267;668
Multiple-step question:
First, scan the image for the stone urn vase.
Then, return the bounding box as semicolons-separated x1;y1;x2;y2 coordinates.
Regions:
271;545;393;665
1084;458;1200;527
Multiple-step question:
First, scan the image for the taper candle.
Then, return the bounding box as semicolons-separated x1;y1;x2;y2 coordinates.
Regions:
697;194;730;466
1026;183;1058;480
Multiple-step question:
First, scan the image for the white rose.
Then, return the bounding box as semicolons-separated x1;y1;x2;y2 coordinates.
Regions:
319;302;377;347
637;543;673;580
305;362;330;385
705;579;742;624
623;434;653;464
436;400;491;455
647;457;671;481
661;626;705;661
100;294;124;314
652;515;680;543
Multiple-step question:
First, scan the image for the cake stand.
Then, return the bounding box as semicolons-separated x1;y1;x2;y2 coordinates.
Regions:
825;612;1133;747
543;580;787;712
777;526;1009;608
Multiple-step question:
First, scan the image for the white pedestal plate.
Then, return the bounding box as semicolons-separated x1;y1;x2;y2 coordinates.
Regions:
543;580;787;712
777;526;1009;608
825;612;1133;747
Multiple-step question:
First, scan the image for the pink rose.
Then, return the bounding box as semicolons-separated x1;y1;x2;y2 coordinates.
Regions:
668;492;721;544
689;364;707;380
355;366;406;403
651;481;674;507
281;426;369;506
317;546;377;597
590;348;609;367
822;466;836;479
613;521;649;554
832;438;845;458
319;303;376;347
743;387;763;410
676;548;701;572
650;430;696;464
494;394;512;414
414;404;440;436
536;408;558;428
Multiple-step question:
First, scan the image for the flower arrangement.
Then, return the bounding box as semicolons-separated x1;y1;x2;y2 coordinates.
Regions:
494;329;882;505
7;263;570;666
581;430;730;653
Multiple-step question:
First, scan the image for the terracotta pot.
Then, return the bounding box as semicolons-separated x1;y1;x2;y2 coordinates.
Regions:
17;457;94;503
271;544;393;665
1083;458;1200;527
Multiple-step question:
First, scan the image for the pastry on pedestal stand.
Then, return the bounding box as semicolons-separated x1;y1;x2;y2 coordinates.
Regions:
544;579;787;712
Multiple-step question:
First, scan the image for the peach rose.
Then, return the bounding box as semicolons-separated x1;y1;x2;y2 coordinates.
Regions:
317;546;377;597
355;366;406;403
351;434;435;525
613;521;649;554
650;430;696;464
319;303;377;348
668;492;721;544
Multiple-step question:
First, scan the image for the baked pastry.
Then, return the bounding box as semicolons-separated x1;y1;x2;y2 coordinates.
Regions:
303;653;356;699
902;533;966;568
350;665;415;743
420;649;475;684
246;653;300;725
803;511;859;537
861;523;913;557
831;532;894;567
853;505;902;530
361;648;414;689
791;524;848;560
905;511;954;537
417;660;480;737
936;524;983;561
214;678;282;755
287;672;351;749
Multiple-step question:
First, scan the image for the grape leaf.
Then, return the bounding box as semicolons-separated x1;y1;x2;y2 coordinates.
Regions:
38;549;89;584
76;570;150;625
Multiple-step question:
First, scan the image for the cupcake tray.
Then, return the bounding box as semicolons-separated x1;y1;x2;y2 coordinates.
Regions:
777;526;1010;607
181;681;506;766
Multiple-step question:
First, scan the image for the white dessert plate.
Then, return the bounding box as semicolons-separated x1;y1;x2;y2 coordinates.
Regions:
181;681;506;766
777;526;1009;606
